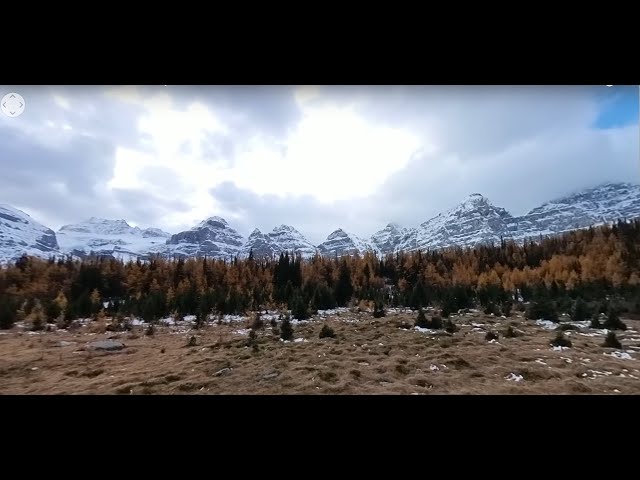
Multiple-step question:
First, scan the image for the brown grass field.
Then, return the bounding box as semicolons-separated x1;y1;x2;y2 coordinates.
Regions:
1;308;639;394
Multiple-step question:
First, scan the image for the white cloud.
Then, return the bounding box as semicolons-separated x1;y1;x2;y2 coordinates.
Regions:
53;94;71;110
1;85;637;239
230;103;422;202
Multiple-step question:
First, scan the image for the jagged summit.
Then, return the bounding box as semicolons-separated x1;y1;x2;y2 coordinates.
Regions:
0;204;59;263
2;182;639;263
195;216;230;229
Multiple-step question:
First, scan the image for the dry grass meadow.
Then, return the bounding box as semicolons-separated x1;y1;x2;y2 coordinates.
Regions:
1;308;639;394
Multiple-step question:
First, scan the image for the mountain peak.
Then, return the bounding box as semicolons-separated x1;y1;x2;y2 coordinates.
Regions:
273;224;297;233
195;216;229;229
249;228;263;236
463;193;488;204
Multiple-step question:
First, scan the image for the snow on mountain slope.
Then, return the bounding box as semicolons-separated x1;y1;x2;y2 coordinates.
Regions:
157;216;244;259
239;228;280;258
267;225;317;258
57;217;170;260
0;204;60;263
395;193;514;251
240;225;317;259
3;182;639;263
511;182;640;239
317;228;379;257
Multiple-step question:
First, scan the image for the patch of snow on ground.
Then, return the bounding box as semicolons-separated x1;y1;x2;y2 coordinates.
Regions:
414;326;437;334
505;373;524;382
183;315;196;322
570;320;591;328
430;364;439;371
233;329;251;336
471;322;485;327
536;319;558;330
535;358;547;365
318;307;350;316
552;346;569;351
290;319;310;325
293;338;308;343
605;351;633;360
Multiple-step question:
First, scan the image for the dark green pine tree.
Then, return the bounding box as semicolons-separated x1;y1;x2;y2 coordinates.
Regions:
334;260;354;307
571;298;588;323
0;296;15;330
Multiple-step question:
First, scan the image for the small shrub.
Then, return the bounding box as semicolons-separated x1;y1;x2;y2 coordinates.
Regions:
502;301;512;318
444;319;458;334
572;298;589;323
503;325;521;338
441;305;451;319
194;312;204;330
373;301;386;318
247;329;259;352
602;331;622;349
515;302;526;312
250;312;264;330
187;336;197;347
550;332;572;348
319;324;336;339
485;331;499;341
484;302;498;316
415;309;429;328
604;309;627;331
160;348;165;354
526;299;558;322
270;317;277;328
556;323;578;332
430;316;443;330
291;295;310;320
590;314;602;329
0;298;15;330
145;324;155;336
272;327;281;337
280;318;294;341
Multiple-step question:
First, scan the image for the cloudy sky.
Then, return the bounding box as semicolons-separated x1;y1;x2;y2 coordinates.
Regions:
0;85;638;244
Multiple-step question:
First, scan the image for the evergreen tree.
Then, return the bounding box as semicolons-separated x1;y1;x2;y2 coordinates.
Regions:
334;261;353;307
602;331;622;349
280;317;294;341
290;292;310;320
604;308;627;331
415;309;429;328
0;296;15;330
571;298;588;322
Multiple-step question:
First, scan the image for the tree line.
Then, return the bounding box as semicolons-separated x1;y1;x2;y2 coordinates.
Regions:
1;219;639;329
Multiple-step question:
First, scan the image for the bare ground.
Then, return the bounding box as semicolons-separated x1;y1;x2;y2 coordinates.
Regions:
1;309;639;394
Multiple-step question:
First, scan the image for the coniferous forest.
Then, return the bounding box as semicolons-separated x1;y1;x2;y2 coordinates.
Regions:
1;219;640;330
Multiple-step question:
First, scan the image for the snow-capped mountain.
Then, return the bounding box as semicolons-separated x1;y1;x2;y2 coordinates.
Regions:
0;204;60;263
317;229;379;257
157;216;244;259
266;225;317;258
371;223;413;253
1;182;639;263
374;183;640;254
57;217;171;261
396;193;515;252
240;229;280;258
240;225;317;259
511;182;640;238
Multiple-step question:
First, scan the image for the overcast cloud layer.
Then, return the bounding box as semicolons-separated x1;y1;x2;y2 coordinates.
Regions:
0;85;637;244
